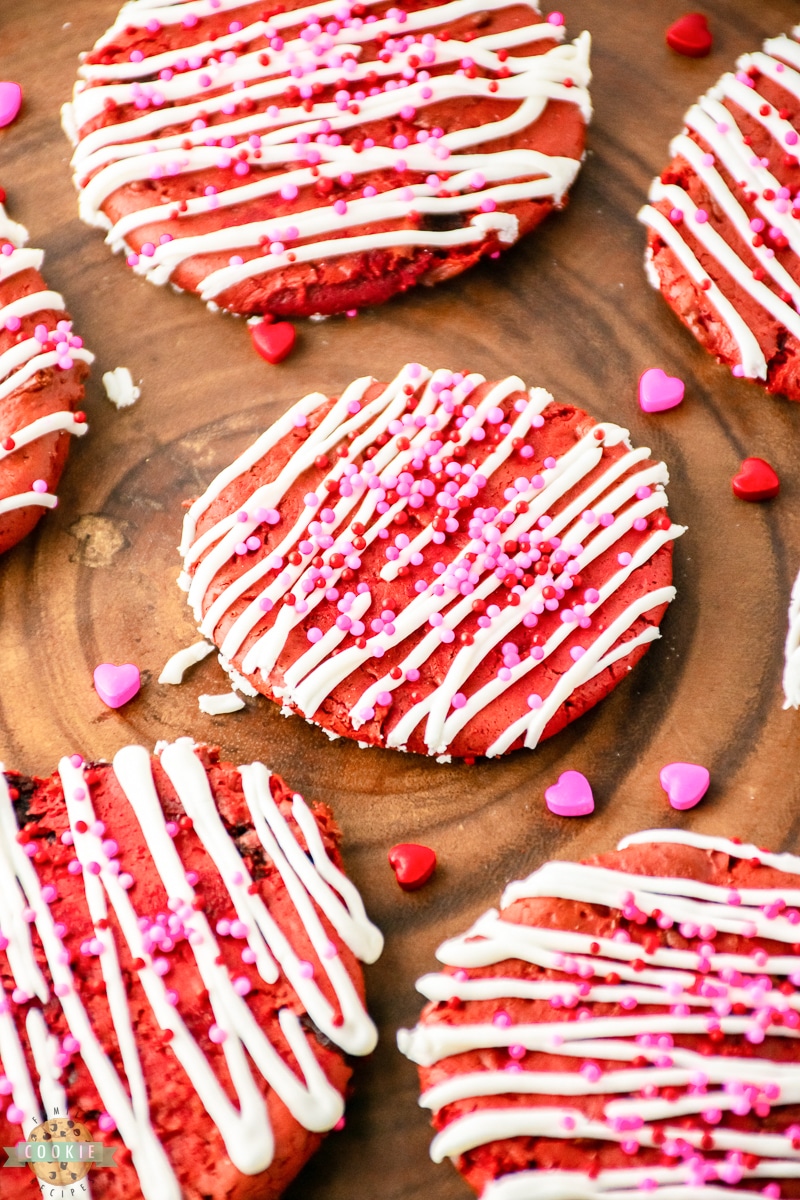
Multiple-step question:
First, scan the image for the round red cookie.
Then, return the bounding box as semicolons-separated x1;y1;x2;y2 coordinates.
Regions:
65;0;590;319
0;201;92;554
399;830;800;1198
640;30;800;400
179;364;683;759
0;739;382;1200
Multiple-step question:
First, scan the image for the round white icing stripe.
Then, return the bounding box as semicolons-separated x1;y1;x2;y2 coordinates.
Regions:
640;29;800;381
181;364;683;757
397;829;800;1195
65;0;590;304
0;203;93;523
0;740;382;1197
784;566;800;709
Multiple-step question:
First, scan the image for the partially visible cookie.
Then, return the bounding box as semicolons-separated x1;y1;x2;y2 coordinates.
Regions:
179;364;684;759
399;829;800;1197
0;738;382;1200
64;0;591;319
640;29;800;399
0;199;92;554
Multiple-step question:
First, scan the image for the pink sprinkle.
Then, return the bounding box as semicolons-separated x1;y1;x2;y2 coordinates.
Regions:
233;976;252;996
618;552;632;566
307;627;323;644
787;130;799;146
451;692;467;709
98;1113;116;1134
570;646;586;661
32;479;48;494
508;1043;526;1060
547;11;565;25
694;209;709;224
298;960;315;979
6;1104;25;1125
334;1116;346;1131
208;1024;227;1044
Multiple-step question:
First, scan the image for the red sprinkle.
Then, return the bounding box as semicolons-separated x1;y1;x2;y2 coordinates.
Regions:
250;319;296;364
388;842;437;891
665;13;713;58
731;456;780;502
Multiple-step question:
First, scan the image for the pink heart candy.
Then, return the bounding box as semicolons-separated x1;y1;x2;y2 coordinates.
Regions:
545;770;594;817
638;368;685;413
93;662;141;709
0;82;22;129
660;761;710;811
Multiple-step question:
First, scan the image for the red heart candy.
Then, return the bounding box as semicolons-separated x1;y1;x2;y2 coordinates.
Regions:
388;843;436;891
666;13;712;58
250;319;296;364
732;457;780;502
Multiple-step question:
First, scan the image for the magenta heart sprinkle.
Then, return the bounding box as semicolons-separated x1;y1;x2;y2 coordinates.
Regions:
93;662;141;709
659;761;710;811
638;368;685;414
545;770;594;817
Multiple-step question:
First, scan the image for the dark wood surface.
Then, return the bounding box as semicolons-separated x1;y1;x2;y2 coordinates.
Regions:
2;1;800;1196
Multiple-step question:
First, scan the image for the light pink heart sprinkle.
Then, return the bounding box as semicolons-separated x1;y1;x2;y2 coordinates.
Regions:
0;82;22;129
93;662;141;709
638;368;685;413
545;770;594;817
659;761;710;811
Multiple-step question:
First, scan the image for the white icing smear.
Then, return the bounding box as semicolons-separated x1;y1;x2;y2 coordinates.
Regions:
398;829;800;1196
784;565;800;709
158;638;214;683
181;364;683;757
639;29;800;382
198;690;246;713
67;0;591;308
102;365;140;408
0;740;382;1197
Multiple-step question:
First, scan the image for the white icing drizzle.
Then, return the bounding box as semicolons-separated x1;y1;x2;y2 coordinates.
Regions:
158;637;215;683
65;0;591;309
398;829;800;1197
0;203;92;528
784;566;800;709
181;364;684;757
639;27;800;381
198;689;246;713
0;740;381;1197
102;365;140;408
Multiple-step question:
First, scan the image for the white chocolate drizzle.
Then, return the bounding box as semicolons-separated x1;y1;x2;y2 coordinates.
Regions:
784;566;800;709
65;0;591;311
639;27;800;383
0;202;93;529
180;364;684;757
398;829;800;1197
0;739;382;1198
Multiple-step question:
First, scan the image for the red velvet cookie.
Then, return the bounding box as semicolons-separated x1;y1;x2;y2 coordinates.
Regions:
0;200;92;554
179;364;684;759
64;0;591;319
0;739;382;1200
640;30;800;400
399;830;800;1198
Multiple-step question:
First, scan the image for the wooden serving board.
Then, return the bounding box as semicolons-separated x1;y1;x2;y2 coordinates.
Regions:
2;1;800;1196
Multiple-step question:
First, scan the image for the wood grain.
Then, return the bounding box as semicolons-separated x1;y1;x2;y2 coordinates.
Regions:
2;2;800;1197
